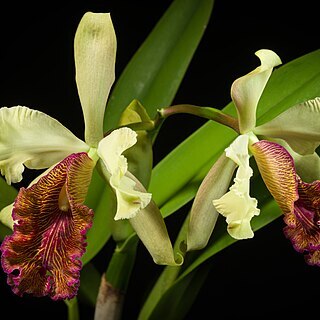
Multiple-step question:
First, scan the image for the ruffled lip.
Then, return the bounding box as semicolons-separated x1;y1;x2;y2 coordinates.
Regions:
283;178;320;266
0;152;94;300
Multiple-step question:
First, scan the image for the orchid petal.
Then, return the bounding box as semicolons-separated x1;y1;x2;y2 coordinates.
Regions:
111;174;152;220
250;140;299;216
231;49;282;133
283;178;320;266
97;127;152;220
0;203;14;230
213;135;260;239
75;12;116;146
0;106;89;184
0;152;94;300
254;97;320;155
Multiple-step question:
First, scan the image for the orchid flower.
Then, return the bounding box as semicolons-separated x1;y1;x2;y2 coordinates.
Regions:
0;12;152;300
188;49;320;266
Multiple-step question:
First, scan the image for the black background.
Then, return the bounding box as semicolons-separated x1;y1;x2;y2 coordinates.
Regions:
0;0;319;319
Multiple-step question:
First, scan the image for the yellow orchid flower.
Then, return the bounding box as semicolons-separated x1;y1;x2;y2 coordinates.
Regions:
188;50;320;267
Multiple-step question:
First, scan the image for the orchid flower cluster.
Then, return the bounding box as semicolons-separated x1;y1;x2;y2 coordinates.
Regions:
0;10;319;310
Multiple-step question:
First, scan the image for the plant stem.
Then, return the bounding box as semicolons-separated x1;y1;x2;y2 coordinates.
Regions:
159;104;239;133
65;297;80;320
94;234;139;320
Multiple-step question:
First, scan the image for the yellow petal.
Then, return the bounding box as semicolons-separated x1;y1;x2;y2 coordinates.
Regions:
97;128;152;219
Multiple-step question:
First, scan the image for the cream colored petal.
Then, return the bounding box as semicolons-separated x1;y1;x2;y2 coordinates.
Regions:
0;203;14;230
213;134;260;239
254;97;320;155
98;127;137;178
231;49;282;133
111;174;152;220
0;106;89;184
213;185;259;239
225;134;252;180
75;12;117;146
97;128;152;219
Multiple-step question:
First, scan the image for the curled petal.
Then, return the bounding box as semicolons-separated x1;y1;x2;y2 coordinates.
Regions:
254;97;320;155
250;140;299;216
213;135;260;239
0;106;89;184
0;152;94;300
283;179;320;266
98;128;152;220
111;174;152;220
231;49;282;133
75;12;116;146
98;127;137;179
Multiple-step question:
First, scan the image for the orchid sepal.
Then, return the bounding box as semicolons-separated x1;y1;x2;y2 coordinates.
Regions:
187;152;237;251
231;49;282;134
74;12;117;147
127;172;183;266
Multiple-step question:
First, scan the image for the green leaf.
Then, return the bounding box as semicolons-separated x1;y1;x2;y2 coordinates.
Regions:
84;0;215;264
138;208;188;319
82;173;115;265
78;262;102;306
142;263;211;320
0;177;17;209
104;0;215;130
150;49;320;212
